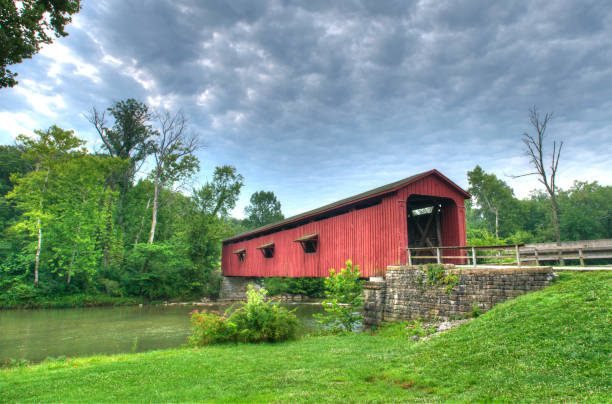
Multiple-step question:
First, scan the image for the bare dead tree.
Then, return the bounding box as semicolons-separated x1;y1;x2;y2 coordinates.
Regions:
514;106;563;246
148;110;200;244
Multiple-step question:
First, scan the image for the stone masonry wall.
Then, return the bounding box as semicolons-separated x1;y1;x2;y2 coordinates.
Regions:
219;276;261;301
363;265;557;328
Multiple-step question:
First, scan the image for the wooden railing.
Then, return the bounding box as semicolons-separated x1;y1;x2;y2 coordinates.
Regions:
407;245;523;266
519;245;612;266
407;241;612;267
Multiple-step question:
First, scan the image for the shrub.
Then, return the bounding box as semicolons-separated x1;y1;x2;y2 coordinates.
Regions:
188;285;299;346
314;260;364;332
230;286;299;342
188;309;237;346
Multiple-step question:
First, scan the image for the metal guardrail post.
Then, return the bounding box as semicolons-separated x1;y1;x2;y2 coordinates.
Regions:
472;246;477;267
436;247;441;264
407;248;412;266
515;244;521;266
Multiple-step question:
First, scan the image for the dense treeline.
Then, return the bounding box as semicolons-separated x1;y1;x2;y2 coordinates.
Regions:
0;99;286;307
467;165;612;244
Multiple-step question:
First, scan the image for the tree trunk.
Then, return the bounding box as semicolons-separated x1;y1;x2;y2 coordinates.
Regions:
494;208;499;239
35;218;41;287
148;178;160;244
134;198;151;245
34;163;49;287
550;193;564;265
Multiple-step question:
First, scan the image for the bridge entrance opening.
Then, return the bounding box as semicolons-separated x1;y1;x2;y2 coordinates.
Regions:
406;195;453;263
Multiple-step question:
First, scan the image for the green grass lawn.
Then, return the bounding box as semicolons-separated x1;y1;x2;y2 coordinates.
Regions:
1;271;610;403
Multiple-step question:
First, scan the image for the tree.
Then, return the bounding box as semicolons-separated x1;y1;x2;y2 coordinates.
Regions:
192;165;244;218
87;99;156;191
558;181;612;241
148;111;200;244
467;165;518;238
1;0;81;88
46;154;123;285
244;190;284;230
515;107;563;245
186;166;244;297
88;99;157;263
9;126;85;286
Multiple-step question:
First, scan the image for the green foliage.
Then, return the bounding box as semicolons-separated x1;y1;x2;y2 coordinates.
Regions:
0;292;140;309
229;286;299;343
419;264;458;294
263;277;326;297
0;0;81;88
188;309;236;346
466;167;612;245
7;131;124;288
193;165;244;218
468;165;523;238
0;121;247;305
122;242;196;300
185;166;244;298
243;190;284;230
557;181;612;241
188;285;299;345
95;99;155;164
423;263;444;285
90;98;156;203
314;260;364;332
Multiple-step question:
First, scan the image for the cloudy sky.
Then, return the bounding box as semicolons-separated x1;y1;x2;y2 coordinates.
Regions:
1;0;611;217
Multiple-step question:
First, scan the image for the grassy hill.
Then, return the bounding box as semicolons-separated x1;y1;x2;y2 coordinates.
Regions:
1;271;610;403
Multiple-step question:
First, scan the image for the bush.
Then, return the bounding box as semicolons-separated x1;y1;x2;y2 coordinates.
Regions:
314;260;364;332
188;309;236;346
188;285;299;346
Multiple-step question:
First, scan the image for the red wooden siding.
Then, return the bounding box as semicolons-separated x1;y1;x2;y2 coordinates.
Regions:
222;172;468;278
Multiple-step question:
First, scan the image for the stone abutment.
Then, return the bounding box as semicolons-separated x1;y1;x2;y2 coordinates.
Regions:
363;265;557;329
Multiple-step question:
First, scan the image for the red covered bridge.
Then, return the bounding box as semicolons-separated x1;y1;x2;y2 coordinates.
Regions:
222;170;470;279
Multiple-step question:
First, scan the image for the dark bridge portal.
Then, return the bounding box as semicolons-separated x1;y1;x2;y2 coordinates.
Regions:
407;195;456;263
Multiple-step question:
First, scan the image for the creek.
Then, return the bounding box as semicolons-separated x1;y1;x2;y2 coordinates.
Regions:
0;302;325;362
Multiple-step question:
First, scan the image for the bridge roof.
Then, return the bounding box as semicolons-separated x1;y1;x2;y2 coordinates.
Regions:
224;169;470;244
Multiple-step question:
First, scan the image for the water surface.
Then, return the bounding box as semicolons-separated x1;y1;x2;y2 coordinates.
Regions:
0;303;325;362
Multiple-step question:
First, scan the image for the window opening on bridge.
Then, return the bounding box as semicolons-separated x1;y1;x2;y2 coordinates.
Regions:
233;248;246;262
294;234;318;253
257;243;275;258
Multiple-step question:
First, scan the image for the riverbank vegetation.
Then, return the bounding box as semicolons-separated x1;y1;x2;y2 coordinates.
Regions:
0;100;290;309
1;271;609;402
188;286;299;345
